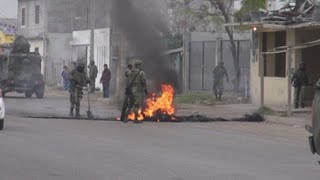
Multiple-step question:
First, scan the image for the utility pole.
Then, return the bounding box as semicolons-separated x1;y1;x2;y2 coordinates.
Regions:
89;0;95;64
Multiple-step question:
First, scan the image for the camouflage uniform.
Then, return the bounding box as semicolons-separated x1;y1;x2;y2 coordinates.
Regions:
291;63;309;108
213;61;229;101
88;60;98;93
126;60;147;123
69;63;88;118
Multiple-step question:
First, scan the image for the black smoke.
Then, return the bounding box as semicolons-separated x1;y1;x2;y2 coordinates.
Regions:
110;0;179;90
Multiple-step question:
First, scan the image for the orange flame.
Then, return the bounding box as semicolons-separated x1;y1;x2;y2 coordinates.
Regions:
127;84;175;121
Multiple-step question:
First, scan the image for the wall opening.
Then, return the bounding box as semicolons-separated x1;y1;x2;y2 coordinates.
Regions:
262;31;286;77
21;7;26;26
35;5;40;24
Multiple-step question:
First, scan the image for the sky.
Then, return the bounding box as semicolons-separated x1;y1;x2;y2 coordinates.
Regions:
0;0;17;18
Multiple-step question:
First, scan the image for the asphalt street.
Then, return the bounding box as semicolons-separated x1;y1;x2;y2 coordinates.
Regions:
0;93;319;180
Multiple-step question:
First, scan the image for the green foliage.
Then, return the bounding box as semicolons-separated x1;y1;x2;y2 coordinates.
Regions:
235;0;266;21
166;33;183;49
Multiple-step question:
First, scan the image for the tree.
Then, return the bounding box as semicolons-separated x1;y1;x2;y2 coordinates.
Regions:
235;0;266;21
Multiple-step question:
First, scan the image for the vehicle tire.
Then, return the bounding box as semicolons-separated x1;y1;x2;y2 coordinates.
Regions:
0;119;3;130
25;90;33;98
35;85;45;99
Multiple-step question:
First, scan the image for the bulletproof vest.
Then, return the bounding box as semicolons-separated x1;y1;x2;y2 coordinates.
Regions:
214;66;226;79
295;70;308;86
72;71;86;87
128;69;140;86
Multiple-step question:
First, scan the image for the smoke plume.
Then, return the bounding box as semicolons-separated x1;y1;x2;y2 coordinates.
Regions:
110;0;179;90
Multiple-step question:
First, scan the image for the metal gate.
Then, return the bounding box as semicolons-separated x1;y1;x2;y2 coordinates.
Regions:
189;40;251;94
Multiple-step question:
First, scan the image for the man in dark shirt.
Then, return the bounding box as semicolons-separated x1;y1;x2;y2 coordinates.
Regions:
100;64;112;98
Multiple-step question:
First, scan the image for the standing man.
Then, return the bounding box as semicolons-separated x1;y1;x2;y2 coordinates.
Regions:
88;60;98;93
100;64;111;98
61;66;70;91
291;62;309;108
126;60;147;123
125;63;133;79
213;61;229;101
69;62;89;118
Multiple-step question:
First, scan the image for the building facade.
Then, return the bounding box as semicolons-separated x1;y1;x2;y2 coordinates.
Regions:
17;0;109;84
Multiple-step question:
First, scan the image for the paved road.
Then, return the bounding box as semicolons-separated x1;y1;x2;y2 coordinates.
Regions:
0;94;319;180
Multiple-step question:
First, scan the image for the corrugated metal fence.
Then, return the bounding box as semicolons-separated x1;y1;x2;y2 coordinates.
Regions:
188;40;251;95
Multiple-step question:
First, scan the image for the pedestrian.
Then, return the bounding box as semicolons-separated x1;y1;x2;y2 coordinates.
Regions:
100;64;111;98
69;62;89;118
213;61;229;101
291;62;309;108
125;60;148;123
61;66;70;91
88;60;98;93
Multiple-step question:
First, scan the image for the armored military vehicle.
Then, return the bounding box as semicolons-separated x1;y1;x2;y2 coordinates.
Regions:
0;36;45;98
306;78;320;156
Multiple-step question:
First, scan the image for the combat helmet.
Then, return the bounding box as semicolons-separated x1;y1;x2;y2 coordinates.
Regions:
134;59;143;66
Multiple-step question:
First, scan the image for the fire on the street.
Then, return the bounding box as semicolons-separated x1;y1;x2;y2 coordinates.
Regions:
128;84;175;121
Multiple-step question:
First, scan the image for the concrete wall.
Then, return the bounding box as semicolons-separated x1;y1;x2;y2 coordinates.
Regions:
18;0;46;39
46;33;72;84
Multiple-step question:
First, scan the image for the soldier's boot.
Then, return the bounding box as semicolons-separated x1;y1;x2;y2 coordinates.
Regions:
301;103;305;108
122;116;128;123
69;107;74;117
75;109;80;118
214;94;218;100
294;103;299;109
218;94;222;101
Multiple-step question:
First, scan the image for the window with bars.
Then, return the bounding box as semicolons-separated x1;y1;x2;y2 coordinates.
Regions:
21;7;26;26
35;5;40;24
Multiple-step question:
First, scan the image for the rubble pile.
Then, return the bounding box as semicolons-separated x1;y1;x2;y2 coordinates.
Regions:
248;0;317;25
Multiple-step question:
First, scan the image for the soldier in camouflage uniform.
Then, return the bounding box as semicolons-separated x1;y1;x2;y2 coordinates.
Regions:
213;61;229;101
69;62;89;118
88;60;98;93
126;60;147;123
291;62;309;109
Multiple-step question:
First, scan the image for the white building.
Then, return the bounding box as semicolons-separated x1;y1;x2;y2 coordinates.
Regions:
70;28;111;91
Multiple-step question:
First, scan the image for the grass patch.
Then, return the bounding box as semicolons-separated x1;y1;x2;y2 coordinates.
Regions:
255;106;276;115
175;93;216;105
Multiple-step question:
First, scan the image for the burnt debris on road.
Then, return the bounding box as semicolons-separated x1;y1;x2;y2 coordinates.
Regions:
27;113;265;123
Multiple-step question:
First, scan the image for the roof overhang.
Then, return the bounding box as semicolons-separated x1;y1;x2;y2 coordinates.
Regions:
225;21;320;32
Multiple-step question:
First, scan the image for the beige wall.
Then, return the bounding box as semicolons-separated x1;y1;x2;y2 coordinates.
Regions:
251;30;298;106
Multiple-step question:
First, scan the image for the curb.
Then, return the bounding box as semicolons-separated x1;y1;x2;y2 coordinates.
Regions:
264;115;308;128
